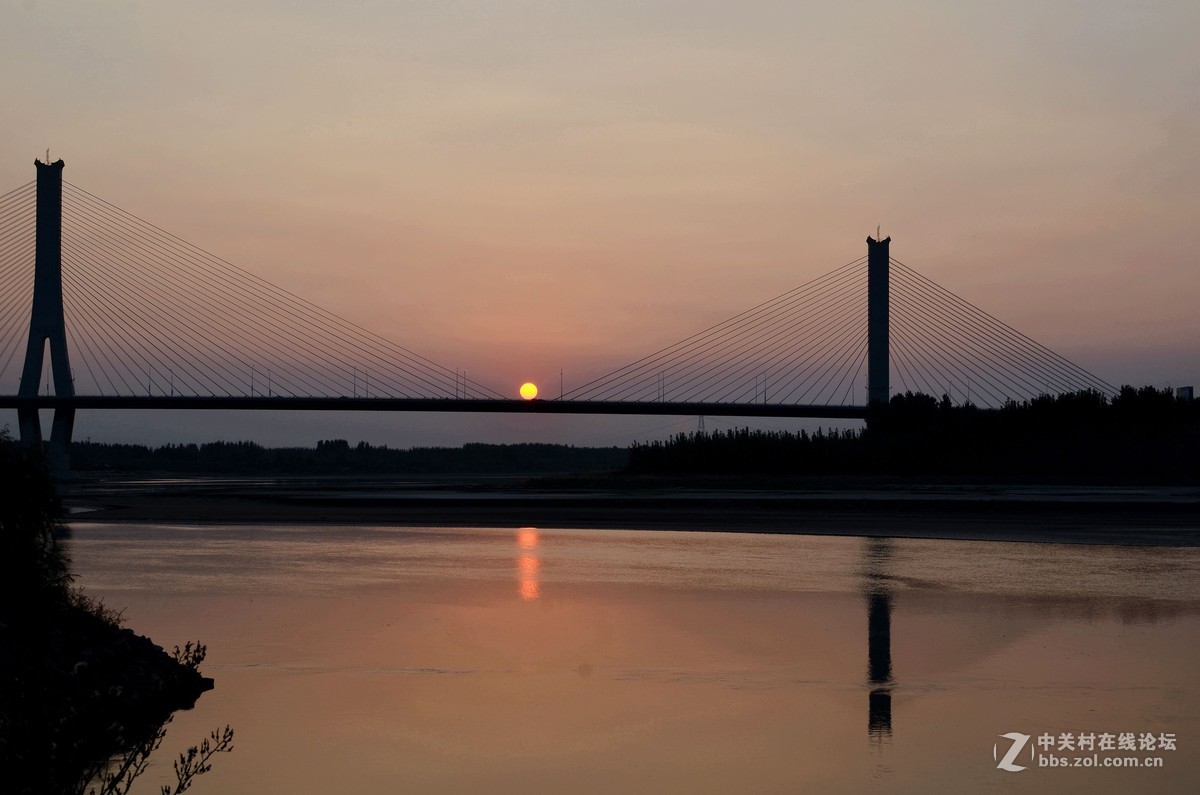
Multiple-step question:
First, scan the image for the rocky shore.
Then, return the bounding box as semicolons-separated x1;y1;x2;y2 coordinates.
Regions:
1;436;221;794
0;599;213;794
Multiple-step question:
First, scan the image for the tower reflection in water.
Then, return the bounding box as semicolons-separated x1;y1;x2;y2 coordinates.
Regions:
517;527;541;601
863;537;894;743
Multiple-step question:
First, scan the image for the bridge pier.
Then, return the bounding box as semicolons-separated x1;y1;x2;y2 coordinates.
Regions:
867;235;890;406
18;159;74;475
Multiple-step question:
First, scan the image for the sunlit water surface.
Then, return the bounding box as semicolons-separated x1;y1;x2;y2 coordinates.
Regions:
66;523;1200;794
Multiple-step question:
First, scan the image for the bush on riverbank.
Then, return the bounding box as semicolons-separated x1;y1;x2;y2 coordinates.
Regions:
0;433;70;601
0;431;219;794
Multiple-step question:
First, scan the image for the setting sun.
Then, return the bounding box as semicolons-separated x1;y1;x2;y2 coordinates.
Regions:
519;382;538;400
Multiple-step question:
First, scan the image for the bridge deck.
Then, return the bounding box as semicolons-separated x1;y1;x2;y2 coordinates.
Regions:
0;396;868;419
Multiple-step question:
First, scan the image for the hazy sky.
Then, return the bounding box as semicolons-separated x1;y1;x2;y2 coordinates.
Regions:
2;0;1197;446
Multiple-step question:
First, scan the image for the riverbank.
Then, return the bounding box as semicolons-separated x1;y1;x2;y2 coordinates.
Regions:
62;474;1200;546
0;435;217;793
0;601;215;794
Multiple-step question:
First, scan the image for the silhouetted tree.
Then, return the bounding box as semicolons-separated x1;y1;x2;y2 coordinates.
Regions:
628;386;1198;480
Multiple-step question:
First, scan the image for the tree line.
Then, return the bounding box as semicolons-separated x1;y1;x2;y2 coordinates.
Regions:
629;387;1199;480
69;439;628;475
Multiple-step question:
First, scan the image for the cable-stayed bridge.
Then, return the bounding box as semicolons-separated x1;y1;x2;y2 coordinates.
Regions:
0;160;1114;470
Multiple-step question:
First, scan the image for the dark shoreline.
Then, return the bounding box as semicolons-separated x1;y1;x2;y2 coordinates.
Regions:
62;473;1200;547
0;603;214;795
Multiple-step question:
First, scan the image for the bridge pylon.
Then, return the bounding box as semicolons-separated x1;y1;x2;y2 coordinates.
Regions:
867;235;890;406
18;159;74;474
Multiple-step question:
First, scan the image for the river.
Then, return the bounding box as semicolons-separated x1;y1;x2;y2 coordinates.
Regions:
66;522;1200;793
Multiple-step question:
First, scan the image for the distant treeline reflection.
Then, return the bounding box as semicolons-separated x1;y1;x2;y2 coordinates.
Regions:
630;387;1198;480
71;440;628;475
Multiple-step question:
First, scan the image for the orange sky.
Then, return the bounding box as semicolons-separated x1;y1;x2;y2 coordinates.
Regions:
2;1;1197;445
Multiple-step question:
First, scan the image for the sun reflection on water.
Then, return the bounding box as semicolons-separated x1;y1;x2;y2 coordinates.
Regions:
517;527;540;600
